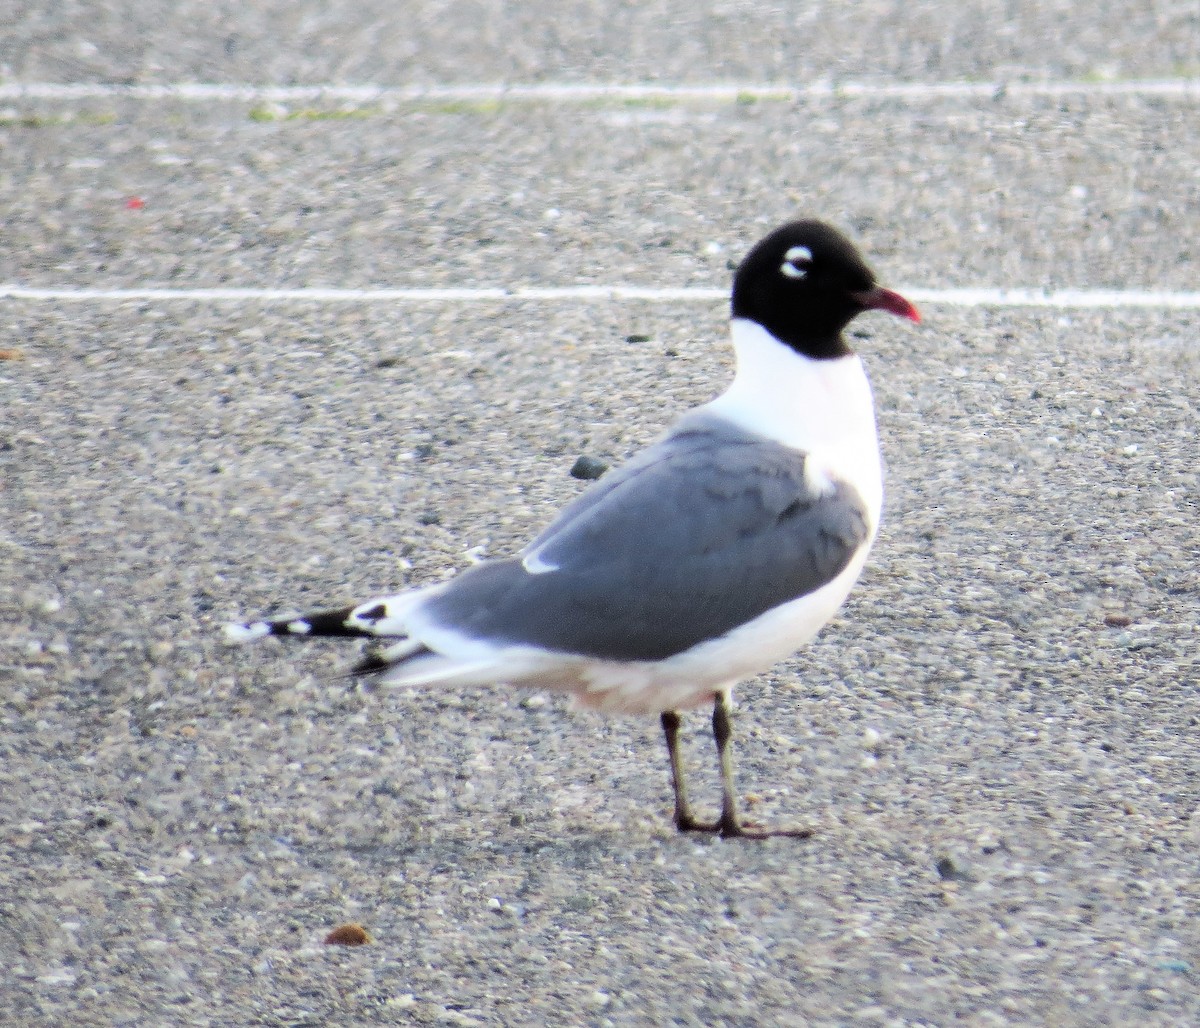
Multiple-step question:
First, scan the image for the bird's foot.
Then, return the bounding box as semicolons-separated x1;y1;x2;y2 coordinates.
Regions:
674;811;721;834
674;809;813;840
716;817;814;840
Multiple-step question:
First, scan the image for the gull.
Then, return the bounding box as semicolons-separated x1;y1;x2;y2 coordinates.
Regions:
225;219;919;838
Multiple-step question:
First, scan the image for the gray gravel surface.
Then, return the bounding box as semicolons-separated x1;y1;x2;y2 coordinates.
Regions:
2;94;1197;292
3;5;1200;1026
3;0;1197;85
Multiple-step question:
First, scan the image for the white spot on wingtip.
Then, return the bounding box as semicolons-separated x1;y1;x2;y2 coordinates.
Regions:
521;550;559;575
286;620;312;635
224;622;270;644
803;457;837;498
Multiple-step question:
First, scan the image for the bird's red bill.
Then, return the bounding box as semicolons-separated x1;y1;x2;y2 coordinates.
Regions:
852;286;921;323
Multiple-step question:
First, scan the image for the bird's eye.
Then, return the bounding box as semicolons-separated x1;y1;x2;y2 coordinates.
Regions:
780;245;813;279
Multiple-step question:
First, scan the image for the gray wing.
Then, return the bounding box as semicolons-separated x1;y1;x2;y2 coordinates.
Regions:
422;415;871;662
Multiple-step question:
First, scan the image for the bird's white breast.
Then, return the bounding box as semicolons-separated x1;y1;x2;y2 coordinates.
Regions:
701;318;883;532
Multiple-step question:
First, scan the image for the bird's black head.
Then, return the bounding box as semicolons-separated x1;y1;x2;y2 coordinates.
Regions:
731;220;919;359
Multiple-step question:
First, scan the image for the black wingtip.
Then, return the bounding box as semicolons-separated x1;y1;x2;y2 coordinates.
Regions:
224;605;375;644
290;606;377;638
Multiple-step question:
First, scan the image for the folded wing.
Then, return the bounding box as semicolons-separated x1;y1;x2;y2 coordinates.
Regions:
420;415;871;662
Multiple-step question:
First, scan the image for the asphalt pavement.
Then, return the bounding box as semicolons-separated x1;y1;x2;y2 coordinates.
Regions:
2;4;1199;1025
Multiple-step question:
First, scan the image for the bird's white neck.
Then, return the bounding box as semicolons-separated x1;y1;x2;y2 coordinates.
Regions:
702;318;883;521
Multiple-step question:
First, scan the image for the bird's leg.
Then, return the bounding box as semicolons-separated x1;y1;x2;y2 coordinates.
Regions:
660;711;717;832
711;692;747;836
712;691;813;840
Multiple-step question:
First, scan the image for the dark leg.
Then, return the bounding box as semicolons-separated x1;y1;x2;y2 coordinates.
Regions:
660;711;717;832
711;692;813;840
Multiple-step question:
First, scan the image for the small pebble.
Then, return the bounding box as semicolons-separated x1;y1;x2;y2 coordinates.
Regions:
935;855;975;882
324;923;371;946
570;456;609;481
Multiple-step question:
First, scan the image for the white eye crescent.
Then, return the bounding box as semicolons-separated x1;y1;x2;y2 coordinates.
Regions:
780;245;813;279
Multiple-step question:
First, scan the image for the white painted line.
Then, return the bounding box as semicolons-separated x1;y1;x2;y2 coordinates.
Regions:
2;284;1199;308
0;286;514;302
904;288;1200;309
0;284;725;303
1;79;1198;104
